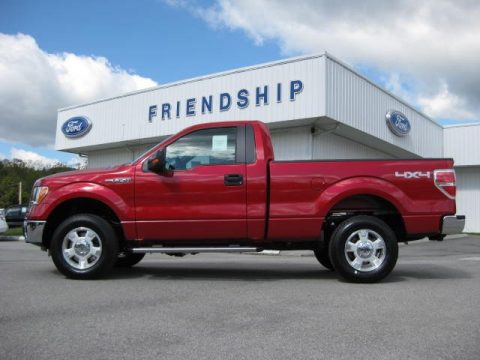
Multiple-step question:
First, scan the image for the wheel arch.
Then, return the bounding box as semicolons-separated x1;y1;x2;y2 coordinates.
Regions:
318;177;407;216
42;197;125;249
320;181;407;243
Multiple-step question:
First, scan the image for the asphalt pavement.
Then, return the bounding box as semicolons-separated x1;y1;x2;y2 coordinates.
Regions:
0;236;479;360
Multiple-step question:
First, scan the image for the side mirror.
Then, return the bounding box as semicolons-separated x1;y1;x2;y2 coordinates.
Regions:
147;149;167;174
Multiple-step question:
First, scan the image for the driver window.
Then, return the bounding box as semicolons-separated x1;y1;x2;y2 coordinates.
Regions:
166;127;237;170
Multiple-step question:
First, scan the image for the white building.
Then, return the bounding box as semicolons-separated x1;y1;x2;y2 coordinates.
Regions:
55;53;480;232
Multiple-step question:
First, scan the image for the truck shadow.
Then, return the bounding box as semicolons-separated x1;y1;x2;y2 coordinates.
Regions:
104;262;471;282
108;264;338;282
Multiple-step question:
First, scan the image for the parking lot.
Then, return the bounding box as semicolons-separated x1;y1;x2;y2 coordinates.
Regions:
0;236;479;360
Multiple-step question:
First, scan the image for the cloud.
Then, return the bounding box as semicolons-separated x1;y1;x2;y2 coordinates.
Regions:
66;155;88;169
383;73;416;105
10;148;62;169
180;0;480;122
418;82;476;120
1;147;87;169
0;33;157;147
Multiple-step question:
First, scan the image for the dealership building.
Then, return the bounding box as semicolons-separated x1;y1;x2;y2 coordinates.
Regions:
55;53;480;232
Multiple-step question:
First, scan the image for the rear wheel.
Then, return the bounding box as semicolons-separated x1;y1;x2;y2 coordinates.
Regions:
329;215;398;283
50;214;118;279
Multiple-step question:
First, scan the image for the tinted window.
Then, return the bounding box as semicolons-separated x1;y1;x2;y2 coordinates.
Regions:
6;208;16;216
166;127;237;170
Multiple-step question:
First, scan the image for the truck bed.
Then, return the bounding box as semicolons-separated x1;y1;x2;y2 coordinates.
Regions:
267;158;456;239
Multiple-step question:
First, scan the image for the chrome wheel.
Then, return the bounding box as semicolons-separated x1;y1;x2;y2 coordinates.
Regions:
344;229;386;272
62;227;102;271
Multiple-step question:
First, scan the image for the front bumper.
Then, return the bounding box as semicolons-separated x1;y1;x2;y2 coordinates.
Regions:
23;220;46;245
441;215;465;235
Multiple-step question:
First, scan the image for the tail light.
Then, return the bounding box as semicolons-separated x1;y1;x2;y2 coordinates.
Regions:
434;169;456;199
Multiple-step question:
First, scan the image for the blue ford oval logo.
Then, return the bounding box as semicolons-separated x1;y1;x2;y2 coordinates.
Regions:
61;117;92;138
386;110;411;137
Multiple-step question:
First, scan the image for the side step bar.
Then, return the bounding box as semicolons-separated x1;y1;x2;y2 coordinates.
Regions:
131;247;260;254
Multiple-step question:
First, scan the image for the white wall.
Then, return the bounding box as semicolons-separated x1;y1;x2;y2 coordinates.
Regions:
270;127;312;160
268;126;391;161
444;124;480;167
313;132;392;159
444;124;480;232
87;143;154;168
455;167;480;233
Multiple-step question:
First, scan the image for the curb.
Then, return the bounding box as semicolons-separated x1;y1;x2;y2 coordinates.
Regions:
0;235;25;241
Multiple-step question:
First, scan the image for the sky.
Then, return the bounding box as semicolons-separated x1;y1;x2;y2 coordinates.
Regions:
0;0;479;168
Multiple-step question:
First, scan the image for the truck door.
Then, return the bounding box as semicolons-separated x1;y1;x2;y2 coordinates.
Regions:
135;125;247;242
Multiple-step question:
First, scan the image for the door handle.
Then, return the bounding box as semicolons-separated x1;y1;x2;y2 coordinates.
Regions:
224;174;244;186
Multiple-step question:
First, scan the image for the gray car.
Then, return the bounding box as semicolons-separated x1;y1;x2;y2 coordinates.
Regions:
0;215;8;234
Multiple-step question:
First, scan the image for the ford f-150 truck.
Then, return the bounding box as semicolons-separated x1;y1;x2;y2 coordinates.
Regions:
24;121;465;282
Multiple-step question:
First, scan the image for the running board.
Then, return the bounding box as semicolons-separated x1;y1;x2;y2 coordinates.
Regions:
131;247;260;254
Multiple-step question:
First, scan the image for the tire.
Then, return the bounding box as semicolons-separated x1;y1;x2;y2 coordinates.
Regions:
313;247;334;271
50;214;119;279
328;215;398;283
115;252;145;268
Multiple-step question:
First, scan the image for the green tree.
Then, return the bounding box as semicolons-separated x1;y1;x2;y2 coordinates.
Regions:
0;159;72;209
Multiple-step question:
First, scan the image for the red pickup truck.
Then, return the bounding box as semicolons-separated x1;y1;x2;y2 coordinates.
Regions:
25;121;464;282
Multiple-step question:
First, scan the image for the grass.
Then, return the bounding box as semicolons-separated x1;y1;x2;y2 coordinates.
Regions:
3;227;24;236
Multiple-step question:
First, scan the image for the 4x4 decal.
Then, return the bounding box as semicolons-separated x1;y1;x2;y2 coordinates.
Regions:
395;171;431;179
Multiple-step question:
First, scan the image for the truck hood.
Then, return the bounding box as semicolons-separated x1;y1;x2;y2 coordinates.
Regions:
35;164;134;188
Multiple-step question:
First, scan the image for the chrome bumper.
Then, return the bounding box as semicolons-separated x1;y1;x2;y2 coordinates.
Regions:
24;220;46;245
441;215;465;235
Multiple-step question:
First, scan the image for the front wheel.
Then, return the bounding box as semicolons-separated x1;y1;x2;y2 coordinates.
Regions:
50;214;118;279
329;215;398;283
313;248;334;271
115;252;145;268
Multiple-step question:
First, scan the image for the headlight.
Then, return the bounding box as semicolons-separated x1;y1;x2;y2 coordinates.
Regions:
31;186;49;205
